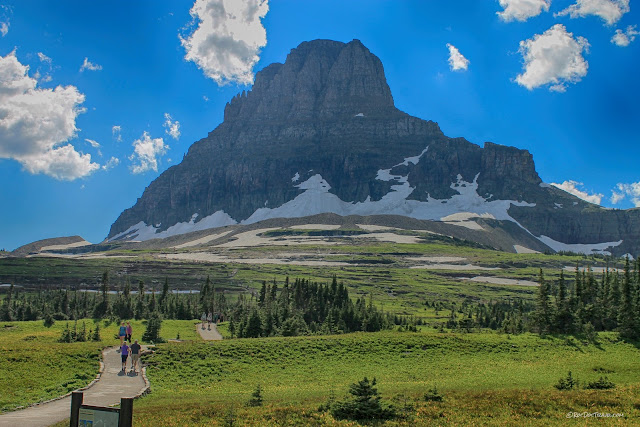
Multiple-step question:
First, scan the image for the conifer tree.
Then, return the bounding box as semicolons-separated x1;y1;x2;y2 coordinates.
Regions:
534;269;552;334
618;257;638;339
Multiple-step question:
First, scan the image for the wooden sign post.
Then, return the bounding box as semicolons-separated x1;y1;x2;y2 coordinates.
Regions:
70;392;133;427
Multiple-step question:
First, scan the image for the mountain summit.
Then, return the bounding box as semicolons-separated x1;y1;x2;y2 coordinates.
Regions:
108;39;639;256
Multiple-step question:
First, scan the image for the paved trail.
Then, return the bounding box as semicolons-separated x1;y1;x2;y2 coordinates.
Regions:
0;347;147;427
197;322;223;340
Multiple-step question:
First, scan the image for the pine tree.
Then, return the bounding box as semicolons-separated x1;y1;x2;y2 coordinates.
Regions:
142;311;164;342
618;257;638;339
534;269;552;334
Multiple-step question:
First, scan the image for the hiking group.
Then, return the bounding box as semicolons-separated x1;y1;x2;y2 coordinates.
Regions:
118;321;141;374
201;311;223;330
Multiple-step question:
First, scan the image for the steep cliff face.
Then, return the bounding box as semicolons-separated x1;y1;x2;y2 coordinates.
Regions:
108;39;638;256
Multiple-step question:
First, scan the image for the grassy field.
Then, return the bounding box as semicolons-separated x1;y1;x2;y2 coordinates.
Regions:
131;330;640;425
0;318;200;412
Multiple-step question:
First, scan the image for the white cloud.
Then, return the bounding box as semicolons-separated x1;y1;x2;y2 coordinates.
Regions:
555;0;629;26
551;180;603;205
79;57;102;72
37;52;51;64
0;51;99;180
497;0;551;22
203;95;209;101
163;113;181;140
112;125;122;142
515;24;589;92
85;138;100;148
611;25;639;46
102;156;120;171
180;0;269;85
446;43;469;71
0;21;8;37
611;182;640;207
129;131;168;174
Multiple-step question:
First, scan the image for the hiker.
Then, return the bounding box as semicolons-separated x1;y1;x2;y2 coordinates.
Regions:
201;312;206;329
207;312;212;330
118;322;126;346
120;341;129;371
126;322;133;342
130;340;141;374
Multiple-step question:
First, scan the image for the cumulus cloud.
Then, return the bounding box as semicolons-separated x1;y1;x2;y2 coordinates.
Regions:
129;132;168;174
515;24;589;92
0;51;99;180
551;180;603;205
611;25;639;46
80;57;102;72
446;43;469;71
102;156;120;171
163;113;181;140
555;0;629;26
497;0;551;22
180;0;269;85
611;182;640;207
112;125;122;142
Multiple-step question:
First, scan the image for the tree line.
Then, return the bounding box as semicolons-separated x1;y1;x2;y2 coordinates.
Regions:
228;276;393;338
444;257;640;339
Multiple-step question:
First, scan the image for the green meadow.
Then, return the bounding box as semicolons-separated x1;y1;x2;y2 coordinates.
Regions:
132;330;640;425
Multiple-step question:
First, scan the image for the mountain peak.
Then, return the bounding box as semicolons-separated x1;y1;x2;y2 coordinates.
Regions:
223;39;396;122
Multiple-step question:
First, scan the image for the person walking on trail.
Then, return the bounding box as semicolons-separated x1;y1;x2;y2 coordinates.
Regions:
118;322;126;346
130;340;141;374
201;312;206;329
207;312;212;330
120;341;130;371
126;322;133;342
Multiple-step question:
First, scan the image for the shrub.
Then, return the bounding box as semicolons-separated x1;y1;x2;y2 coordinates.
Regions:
424;386;443;402
554;371;578;390
247;384;263;407
92;323;101;341
328;377;396;421
585;377;615;390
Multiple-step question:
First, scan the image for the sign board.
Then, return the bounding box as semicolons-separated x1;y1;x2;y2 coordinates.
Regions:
78;406;120;427
70;392;133;427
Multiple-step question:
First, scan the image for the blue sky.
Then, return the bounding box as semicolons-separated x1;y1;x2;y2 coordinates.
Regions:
0;0;638;251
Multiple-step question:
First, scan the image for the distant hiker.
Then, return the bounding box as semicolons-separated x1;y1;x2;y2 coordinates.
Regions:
126;322;133;342
119;322;126;346
130;340;141;374
120;342;129;371
207;312;212;330
201;312;206;329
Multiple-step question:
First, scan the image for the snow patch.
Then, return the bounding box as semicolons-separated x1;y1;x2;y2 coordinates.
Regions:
539;183;551;188
291;172;300;182
109;210;237;242
355;113;364;117
554;203;563;209
242;172;535;226
538;235;623;255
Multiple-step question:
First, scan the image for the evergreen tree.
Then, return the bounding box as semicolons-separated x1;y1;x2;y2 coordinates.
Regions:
142;311;164;342
534;269;552;334
618;257;638;339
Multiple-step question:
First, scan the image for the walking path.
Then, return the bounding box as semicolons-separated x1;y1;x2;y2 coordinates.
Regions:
197;322;223;340
0;346;148;427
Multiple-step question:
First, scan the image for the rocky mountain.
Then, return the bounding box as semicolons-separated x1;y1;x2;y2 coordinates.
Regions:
108;39;639;257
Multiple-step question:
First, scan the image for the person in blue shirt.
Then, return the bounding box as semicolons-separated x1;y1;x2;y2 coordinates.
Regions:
119;322;126;346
